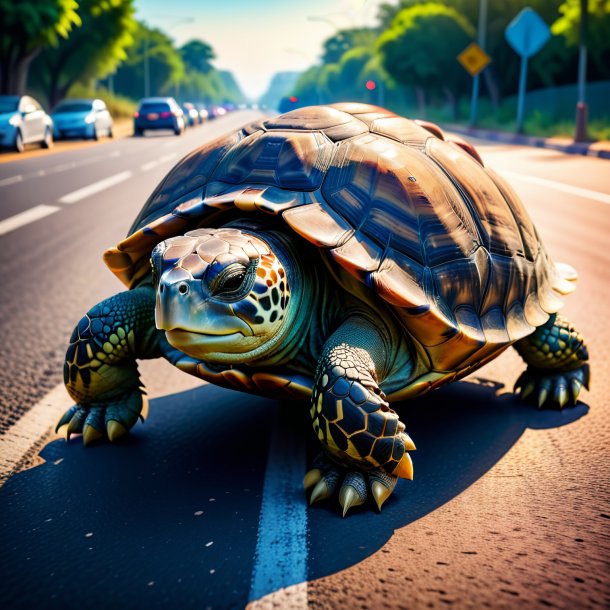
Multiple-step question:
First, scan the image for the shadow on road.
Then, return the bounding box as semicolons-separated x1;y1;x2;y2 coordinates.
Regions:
0;380;588;608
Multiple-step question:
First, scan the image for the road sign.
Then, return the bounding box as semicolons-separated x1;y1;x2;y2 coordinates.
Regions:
505;7;552;133
457;42;491;77
505;7;551;58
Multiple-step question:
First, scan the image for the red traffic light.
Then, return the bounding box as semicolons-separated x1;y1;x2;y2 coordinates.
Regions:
365;80;376;91
289;96;298;103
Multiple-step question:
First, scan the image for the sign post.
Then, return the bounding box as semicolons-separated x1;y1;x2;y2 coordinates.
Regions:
505;7;551;133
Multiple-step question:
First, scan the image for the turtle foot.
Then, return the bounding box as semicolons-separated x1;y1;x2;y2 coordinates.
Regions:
304;453;399;517
514;364;590;409
56;388;148;445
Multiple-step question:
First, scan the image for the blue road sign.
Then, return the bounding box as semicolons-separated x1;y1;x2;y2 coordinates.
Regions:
505;7;551;59
505;7;552;134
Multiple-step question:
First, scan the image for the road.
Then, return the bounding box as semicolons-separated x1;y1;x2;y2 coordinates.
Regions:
0;113;608;609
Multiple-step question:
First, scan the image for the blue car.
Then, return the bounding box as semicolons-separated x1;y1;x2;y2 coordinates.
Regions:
0;95;53;152
134;97;184;136
52;98;113;141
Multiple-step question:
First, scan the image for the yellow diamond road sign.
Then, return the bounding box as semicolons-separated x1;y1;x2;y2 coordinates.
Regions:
457;42;491;77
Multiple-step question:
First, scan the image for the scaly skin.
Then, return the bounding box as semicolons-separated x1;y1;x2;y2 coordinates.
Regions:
59;285;163;443
306;313;415;516
513;313;590;408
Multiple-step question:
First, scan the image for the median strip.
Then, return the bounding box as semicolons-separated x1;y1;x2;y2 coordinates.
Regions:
501;170;610;206
59;170;132;204
0;204;60;236
248;409;308;608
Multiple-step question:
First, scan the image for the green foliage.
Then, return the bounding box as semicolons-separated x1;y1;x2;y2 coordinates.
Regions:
180;39;215;74
112;22;184;100
29;0;137;107
0;0;81;93
321;28;378;64
552;0;610;79
378;3;475;116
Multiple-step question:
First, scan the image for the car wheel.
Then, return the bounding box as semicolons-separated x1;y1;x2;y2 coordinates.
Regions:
108;126;114;138
92;127;99;141
14;130;24;153
42;128;53;149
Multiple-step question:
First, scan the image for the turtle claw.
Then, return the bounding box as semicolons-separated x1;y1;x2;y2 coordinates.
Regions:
106;420;127;442
82;424;103;446
515;365;589;409
56;389;145;445
305;454;400;515
303;468;322;491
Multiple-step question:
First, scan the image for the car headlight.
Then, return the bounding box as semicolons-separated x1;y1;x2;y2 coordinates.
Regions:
85;114;95;124
8;113;20;126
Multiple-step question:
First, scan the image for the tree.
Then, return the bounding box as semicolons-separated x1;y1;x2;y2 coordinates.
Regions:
29;0;136;107
112;22;184;100
0;0;80;94
552;0;610;80
321;28;377;64
179;39;215;74
377;3;475;118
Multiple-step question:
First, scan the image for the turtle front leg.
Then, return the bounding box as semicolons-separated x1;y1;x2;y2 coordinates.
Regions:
513;313;590;408
59;284;164;444
305;315;415;516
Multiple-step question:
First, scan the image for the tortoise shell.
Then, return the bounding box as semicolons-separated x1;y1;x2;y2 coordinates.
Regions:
104;103;575;386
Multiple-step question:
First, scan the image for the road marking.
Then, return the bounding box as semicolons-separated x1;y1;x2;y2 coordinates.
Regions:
248;409;308;608
59;170;132;204
0;383;67;484
0;174;23;187
140;152;178;172
501;170;610;205
0;204;60;236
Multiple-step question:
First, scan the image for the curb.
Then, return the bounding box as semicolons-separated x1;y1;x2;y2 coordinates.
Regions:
442;123;610;160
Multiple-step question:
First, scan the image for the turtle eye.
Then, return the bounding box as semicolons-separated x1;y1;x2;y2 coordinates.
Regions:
212;263;247;296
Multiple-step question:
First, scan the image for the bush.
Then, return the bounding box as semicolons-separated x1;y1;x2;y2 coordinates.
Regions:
66;83;137;118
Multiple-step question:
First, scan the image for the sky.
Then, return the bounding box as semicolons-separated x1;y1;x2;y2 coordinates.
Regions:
135;0;387;100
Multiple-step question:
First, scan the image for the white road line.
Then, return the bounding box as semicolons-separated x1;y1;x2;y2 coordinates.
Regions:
140;152;178;172
0;383;67;483
501;170;610;206
0;174;23;187
0;204;60;236
59;170;132;204
248;410;308;608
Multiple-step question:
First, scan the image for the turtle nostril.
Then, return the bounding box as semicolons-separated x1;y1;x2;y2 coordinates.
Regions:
178;282;189;295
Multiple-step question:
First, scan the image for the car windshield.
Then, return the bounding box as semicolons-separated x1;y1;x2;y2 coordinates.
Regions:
54;102;93;113
139;103;171;113
0;97;19;113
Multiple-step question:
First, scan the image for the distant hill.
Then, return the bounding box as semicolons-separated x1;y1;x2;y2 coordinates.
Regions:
258;71;301;111
218;70;246;104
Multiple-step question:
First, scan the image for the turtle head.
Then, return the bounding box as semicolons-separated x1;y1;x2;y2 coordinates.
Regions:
152;227;292;363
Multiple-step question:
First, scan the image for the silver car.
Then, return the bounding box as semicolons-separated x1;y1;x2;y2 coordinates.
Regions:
0;95;53;152
52;98;113;141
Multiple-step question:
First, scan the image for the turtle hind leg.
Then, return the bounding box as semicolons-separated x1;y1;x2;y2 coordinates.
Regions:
59;284;163;445
513;313;590;409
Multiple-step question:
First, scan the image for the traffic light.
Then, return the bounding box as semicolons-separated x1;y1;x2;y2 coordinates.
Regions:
289;96;298;103
365;80;376;91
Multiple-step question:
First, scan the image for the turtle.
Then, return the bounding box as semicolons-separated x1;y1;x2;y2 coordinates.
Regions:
58;103;590;516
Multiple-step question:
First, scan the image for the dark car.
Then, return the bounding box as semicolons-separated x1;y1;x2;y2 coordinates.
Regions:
52;98;113;140
134;97;184;136
0;95;53;152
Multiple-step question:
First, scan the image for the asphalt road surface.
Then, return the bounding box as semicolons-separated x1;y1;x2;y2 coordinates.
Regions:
0;112;608;609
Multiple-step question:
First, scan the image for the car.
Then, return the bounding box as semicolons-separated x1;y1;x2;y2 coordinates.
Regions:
195;103;209;124
181;102;200;127
52;98;113;141
0;95;53;152
134;97;184;136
